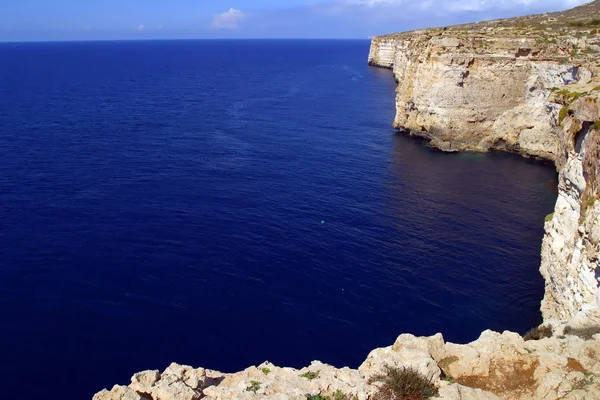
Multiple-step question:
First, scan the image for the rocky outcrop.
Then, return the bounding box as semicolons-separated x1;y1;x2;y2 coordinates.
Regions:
368;3;600;326
541;87;600;325
368;29;597;161
94;330;600;400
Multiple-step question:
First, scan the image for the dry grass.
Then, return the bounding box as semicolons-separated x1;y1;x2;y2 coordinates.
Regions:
524;325;554;341
369;366;439;400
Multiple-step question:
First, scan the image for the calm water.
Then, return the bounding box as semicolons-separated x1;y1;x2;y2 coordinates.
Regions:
0;40;557;399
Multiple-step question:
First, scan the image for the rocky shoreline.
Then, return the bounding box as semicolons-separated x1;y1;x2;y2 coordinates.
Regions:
95;3;600;399
95;328;600;400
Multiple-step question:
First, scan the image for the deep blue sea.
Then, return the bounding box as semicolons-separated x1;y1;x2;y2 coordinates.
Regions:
0;40;557;399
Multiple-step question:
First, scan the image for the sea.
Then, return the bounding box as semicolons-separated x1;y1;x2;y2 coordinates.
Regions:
0;39;558;399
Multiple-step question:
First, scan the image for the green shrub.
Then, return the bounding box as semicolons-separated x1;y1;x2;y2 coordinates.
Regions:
545;213;555;223
568;91;587;101
368;366;439;400
306;390;354;400
306;395;330;400
566;19;600;28
592;121;600;130
564;326;600;340
247;380;261;393
588;196;596;207
558;107;569;124
301;370;320;380
571;47;579;57
261;367;271;375
524;325;554;341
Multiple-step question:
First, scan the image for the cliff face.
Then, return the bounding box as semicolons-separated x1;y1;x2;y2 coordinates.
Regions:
541;88;600;325
368;5;600;326
369;31;595;160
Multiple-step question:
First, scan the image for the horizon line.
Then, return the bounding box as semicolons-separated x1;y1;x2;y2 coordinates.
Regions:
0;37;375;44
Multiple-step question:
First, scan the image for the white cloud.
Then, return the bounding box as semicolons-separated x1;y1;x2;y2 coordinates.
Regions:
138;24;145;31
211;8;245;30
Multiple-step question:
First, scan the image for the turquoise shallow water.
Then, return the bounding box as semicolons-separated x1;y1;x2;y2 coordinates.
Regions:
0;39;558;399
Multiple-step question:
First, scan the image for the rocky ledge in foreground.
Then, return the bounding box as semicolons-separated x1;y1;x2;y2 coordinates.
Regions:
95;328;600;400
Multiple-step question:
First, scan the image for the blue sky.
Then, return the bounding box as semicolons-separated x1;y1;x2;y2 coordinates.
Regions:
0;0;591;41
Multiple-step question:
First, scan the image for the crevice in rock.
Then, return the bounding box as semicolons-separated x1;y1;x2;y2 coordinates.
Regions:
575;121;592;154
134;391;153;400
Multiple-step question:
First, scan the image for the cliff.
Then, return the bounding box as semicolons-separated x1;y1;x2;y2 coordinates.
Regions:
541;85;600;326
94;3;600;400
368;0;600;160
368;0;600;325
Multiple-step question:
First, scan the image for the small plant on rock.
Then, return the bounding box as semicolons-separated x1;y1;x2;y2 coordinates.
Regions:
246;380;261;393
330;389;356;400
301;370;320;380
260;367;271;375
573;372;595;390
558;106;569;124
545;213;555;222
306;395;330;400
524;325;553;341
368;365;439;400
587;196;596;207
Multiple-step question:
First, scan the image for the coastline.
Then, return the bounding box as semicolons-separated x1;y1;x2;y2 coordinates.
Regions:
94;3;600;399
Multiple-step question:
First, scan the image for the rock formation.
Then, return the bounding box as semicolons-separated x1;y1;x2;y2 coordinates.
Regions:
94;2;600;399
541;85;600;326
368;1;600;325
95;330;600;400
368;2;600;161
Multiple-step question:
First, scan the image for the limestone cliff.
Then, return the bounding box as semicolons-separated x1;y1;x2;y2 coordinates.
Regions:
368;1;600;326
369;25;598;160
541;86;600;325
